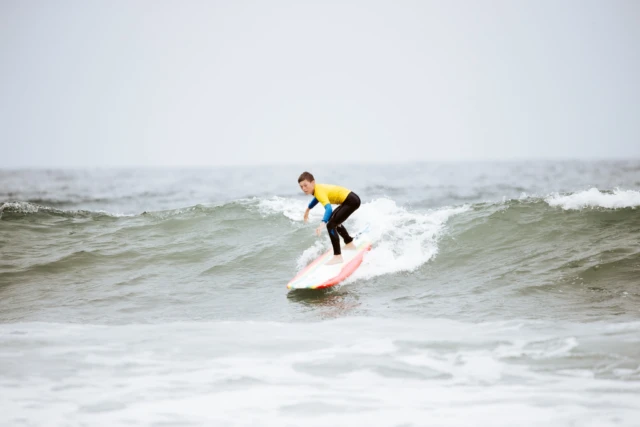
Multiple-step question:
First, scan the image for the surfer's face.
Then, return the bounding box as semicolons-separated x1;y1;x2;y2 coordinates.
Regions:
299;179;315;195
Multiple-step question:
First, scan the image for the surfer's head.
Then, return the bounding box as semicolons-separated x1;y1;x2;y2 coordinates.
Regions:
298;171;315;195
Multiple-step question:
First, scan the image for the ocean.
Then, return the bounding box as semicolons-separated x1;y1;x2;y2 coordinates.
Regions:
1;160;639;426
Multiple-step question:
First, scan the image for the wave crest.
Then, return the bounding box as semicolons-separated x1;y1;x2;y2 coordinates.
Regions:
0;201;117;220
545;188;640;210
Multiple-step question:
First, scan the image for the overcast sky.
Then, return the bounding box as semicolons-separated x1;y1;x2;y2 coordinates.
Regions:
1;0;638;167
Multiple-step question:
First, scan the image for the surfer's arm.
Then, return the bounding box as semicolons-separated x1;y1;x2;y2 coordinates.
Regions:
304;198;319;223
316;202;332;236
311;205;332;233
322;204;332;223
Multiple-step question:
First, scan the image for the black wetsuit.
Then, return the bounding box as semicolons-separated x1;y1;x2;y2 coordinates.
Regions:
326;192;361;255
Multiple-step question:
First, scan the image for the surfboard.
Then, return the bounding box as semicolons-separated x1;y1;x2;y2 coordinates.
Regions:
287;227;372;290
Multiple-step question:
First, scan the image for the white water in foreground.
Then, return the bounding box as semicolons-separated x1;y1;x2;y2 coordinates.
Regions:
2;318;639;426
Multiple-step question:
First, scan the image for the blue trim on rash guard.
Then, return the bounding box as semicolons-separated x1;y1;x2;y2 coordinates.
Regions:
308;197;319;209
322;204;332;223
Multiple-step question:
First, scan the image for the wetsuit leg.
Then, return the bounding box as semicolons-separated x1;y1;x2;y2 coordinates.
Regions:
327;219;342;255
336;224;352;245
326;192;361;255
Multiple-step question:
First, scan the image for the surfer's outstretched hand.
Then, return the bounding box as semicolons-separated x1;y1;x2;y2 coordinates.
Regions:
315;223;325;236
303;208;310;223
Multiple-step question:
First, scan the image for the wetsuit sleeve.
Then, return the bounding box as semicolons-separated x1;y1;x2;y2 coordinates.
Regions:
322;205;333;223
314;185;332;223
308;197;319;209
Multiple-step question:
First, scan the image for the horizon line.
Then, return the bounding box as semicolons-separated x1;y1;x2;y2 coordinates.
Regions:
2;156;639;170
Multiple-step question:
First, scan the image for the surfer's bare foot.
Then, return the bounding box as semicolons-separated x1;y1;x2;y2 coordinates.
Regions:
326;255;344;265
344;242;357;250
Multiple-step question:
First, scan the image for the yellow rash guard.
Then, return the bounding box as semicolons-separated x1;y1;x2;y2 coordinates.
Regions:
308;183;351;222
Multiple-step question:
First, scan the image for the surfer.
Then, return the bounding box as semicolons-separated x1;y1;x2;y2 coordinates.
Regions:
298;171;361;265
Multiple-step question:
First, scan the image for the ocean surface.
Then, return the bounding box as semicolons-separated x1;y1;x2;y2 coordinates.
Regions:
1;161;640;426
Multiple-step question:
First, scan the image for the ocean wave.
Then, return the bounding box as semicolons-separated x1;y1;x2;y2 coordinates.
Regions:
0;200;257;221
425;192;640;304
545;188;640;210
5;187;637;223
0;201;121;220
4;193;639;291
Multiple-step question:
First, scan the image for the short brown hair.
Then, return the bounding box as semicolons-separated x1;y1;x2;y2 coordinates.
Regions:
298;171;315;183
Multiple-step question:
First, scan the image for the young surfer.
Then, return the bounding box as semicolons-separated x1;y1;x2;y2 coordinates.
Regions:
298;171;361;265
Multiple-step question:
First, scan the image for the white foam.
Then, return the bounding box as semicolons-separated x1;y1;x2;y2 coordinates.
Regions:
0;201;40;214
545;188;640;210
257;196;324;221
259;196;468;280
2;319;640;427
296;240;327;271
347;199;468;282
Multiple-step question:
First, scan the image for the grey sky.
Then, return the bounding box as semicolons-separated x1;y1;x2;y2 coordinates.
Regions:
1;0;639;167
